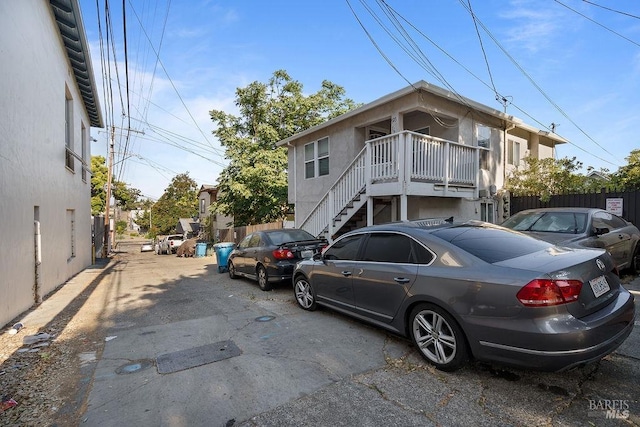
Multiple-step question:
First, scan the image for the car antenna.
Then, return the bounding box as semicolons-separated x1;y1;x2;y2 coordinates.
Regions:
445;216;454;223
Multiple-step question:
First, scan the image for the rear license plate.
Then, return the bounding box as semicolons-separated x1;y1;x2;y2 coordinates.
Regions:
589;275;610;298
301;250;314;259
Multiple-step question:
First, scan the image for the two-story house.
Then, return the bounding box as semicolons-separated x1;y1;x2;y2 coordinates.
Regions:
0;0;103;327
197;184;234;241
277;81;566;241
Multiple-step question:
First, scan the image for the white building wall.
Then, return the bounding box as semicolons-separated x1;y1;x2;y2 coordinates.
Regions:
0;2;94;327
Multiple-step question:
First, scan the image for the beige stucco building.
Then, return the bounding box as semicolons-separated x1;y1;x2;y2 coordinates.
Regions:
0;0;103;327
278;81;566;241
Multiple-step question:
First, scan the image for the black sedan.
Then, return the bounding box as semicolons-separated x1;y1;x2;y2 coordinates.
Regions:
292;220;635;372
228;229;327;291
502;207;640;273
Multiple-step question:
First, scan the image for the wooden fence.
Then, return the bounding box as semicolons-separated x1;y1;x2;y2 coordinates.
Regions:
217;221;284;244
510;189;640;226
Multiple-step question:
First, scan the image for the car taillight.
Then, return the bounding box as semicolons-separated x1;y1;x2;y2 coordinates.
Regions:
516;279;583;307
273;248;294;260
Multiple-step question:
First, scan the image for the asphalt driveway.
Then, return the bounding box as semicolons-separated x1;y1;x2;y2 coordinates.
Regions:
78;241;640;426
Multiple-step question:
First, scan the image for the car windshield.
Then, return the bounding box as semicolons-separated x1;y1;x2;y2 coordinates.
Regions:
502;212;587;234
267;230;316;245
431;224;553;263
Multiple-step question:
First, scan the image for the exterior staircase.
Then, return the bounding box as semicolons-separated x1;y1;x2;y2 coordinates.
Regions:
298;131;480;241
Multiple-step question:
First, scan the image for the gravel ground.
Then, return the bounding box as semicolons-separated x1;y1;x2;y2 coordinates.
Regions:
0;272;108;427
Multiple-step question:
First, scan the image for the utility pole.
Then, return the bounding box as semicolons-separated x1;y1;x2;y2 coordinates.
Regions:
103;125;144;255
104;125;115;255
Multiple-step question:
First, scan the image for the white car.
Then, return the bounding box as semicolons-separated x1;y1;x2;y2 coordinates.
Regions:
159;234;184;254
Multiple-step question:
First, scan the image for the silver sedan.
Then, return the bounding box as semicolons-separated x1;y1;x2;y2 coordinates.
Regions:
292;220;635;371
501;207;640;273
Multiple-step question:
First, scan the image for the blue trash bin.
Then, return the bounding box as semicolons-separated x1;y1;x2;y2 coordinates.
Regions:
213;242;236;273
195;243;207;257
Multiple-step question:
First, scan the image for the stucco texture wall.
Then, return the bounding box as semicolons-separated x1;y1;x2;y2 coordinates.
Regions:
0;2;94;327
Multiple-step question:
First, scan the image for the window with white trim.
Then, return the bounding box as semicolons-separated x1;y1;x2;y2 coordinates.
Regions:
65;88;74;171
480;202;494;223
304;137;329;179
81;123;87;182
476;124;493;171
508;139;521;166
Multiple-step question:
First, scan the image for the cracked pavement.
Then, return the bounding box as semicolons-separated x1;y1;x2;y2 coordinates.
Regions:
61;241;640;426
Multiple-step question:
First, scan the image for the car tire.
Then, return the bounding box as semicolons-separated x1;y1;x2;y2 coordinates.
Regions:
630;244;640;275
228;261;238;279
257;265;272;291
409;303;468;371
294;275;317;311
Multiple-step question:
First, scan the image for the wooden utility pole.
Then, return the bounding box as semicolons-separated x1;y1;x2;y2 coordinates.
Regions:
104;125;115;254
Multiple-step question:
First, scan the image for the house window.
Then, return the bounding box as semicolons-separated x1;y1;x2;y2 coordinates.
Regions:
476;124;493;171
304;137;330;179
480;202;494;223
508;139;520;166
65;88;74;171
200;198;206;214
476;124;491;148
81;123;87;182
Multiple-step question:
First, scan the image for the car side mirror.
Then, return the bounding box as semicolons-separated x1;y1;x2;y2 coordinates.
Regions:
594;227;610;236
313;252;323;261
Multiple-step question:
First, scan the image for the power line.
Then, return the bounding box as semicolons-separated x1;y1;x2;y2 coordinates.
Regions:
555;0;640;48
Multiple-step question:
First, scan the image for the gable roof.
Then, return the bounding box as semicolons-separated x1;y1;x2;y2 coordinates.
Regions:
50;0;103;128
276;80;567;147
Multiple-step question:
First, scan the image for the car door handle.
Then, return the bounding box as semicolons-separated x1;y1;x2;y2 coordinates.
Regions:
341;271;352;277
394;277;410;284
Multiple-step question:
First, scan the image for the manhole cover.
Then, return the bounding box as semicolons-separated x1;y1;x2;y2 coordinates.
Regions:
115;359;154;375
255;316;275;322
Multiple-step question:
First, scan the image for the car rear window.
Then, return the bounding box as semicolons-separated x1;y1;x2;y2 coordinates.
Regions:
431;225;552;263
267;230;316;245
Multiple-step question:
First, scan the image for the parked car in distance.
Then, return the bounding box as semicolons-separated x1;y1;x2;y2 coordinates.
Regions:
501;207;640;273
159;234;184;255
228;229;327;291
292;219;635;372
140;241;154;252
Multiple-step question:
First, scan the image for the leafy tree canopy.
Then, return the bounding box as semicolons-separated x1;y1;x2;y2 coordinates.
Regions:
210;70;358;226
505;156;587;202
91;155;108;215
91;155;143;214
151;173;199;235
611;149;640;190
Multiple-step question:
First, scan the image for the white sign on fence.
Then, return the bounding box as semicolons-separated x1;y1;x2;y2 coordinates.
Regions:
606;198;623;216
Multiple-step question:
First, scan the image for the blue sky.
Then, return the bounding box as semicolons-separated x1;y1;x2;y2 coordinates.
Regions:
81;0;640;200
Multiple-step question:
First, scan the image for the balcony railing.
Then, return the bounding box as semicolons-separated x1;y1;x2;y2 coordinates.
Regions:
299;131;479;238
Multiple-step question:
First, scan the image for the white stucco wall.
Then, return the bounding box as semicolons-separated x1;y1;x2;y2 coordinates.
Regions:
0;2;94;327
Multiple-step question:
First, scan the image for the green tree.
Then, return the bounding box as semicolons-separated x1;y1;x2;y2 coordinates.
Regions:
505;156;586;202
152;173;199;234
91;155;143;214
91;155;108;215
611;149;640;190
113;180;142;211
210;70;358;226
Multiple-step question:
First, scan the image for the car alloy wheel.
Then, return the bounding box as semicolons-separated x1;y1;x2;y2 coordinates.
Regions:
257;265;272;291
228;261;237;279
410;304;468;371
294;276;317;311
